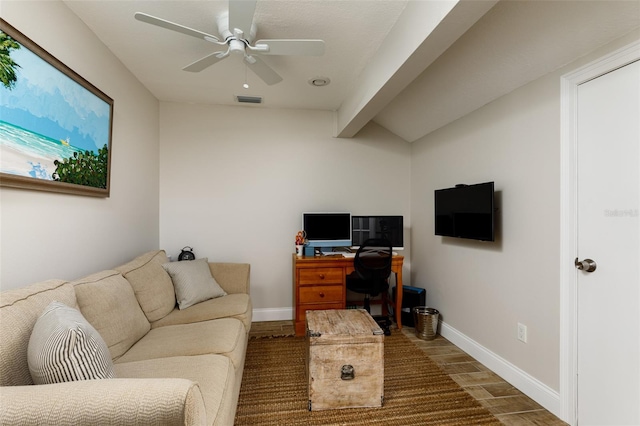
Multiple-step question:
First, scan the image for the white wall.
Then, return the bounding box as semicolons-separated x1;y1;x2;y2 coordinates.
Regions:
159;103;411;317
412;73;561;390
411;30;640;402
0;1;160;290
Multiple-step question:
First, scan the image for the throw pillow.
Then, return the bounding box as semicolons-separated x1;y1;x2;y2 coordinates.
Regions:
28;301;115;385
162;257;227;310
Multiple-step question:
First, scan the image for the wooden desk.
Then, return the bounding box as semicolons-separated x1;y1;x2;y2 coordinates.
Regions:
292;254;404;336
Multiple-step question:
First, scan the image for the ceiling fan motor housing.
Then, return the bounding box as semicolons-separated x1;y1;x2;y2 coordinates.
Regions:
229;39;245;54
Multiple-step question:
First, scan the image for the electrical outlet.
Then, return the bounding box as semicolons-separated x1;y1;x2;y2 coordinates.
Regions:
517;323;528;343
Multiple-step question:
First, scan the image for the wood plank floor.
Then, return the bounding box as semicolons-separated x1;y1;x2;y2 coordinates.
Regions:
249;320;568;426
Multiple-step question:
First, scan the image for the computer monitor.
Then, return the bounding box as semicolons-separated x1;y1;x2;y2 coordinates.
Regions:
352;215;404;250
302;212;352;248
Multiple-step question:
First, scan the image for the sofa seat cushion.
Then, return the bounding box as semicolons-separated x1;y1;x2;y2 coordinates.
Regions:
28;301;115;384
115;318;247;370
72;270;150;361
115;250;176;322
151;293;252;331
115;354;236;426
0;280;76;386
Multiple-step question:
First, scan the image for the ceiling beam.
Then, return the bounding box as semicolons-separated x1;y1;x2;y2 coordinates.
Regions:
334;0;498;139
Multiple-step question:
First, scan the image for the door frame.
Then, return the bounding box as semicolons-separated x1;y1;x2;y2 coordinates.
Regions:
559;39;639;425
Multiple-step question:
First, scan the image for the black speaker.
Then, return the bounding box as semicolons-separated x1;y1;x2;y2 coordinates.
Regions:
393;285;426;327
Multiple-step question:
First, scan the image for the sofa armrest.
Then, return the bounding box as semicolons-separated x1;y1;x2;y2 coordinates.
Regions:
0;378;206;426
208;263;250;295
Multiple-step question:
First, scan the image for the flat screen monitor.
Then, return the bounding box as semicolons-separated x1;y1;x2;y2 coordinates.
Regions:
302;212;352;248
434;182;495;241
352;215;404;249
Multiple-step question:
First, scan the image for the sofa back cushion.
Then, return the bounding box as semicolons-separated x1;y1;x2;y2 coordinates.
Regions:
0;279;76;386
73;270;150;361
115;250;176;322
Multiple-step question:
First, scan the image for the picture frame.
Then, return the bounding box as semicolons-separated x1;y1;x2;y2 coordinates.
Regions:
0;18;114;197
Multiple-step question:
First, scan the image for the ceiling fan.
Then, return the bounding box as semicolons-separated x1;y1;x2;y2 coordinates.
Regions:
134;0;325;85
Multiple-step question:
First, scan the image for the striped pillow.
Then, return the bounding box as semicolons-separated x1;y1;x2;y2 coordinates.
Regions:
27;301;115;384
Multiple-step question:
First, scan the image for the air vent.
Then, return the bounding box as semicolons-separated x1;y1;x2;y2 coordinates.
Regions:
235;95;263;104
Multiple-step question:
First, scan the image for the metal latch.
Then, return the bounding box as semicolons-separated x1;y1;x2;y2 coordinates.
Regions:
341;364;355;380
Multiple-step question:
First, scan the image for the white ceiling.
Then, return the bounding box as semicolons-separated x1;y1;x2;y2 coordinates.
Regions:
65;0;640;142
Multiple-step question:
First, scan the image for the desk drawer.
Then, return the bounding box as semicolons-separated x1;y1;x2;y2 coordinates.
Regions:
299;285;343;304
299;268;343;285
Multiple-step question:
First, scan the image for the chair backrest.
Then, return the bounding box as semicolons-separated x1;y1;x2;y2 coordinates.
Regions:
353;238;393;287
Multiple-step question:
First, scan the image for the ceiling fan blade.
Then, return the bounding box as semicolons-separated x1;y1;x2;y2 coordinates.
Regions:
244;55;283;86
183;51;228;72
135;12;222;44
229;0;257;35
253;39;325;56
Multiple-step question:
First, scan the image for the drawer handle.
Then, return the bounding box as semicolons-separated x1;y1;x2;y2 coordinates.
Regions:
319;292;325;298
341;365;355;380
318;274;325;279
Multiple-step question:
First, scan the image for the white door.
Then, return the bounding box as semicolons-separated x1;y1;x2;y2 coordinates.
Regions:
576;59;639;425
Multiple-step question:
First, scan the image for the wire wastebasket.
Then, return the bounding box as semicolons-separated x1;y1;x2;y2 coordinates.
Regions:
413;307;439;340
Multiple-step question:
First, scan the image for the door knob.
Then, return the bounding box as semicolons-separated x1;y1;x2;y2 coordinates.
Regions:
575;258;597;273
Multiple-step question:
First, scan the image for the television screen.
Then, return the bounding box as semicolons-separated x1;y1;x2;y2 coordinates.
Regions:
352;216;404;249
302;213;352;247
434;182;495;241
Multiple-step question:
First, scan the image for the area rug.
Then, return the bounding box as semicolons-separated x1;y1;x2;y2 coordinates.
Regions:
235;331;501;425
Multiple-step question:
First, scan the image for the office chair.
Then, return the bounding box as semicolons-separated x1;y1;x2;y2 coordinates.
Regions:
346;238;393;335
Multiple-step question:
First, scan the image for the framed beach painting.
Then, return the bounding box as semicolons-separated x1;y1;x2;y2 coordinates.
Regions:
0;19;113;197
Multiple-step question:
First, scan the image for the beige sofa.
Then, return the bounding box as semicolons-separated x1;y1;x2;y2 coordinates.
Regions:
0;250;252;426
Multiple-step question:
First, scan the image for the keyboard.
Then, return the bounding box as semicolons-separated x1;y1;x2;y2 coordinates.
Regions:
341;252;397;257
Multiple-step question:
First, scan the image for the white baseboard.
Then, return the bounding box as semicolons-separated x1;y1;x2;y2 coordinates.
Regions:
252;307;293;322
439;321;562;419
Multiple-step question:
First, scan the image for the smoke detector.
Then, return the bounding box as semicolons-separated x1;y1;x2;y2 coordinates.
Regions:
308;77;331;87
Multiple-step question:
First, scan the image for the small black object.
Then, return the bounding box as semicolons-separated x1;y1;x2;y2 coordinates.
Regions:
374;316;392;336
178;246;195;261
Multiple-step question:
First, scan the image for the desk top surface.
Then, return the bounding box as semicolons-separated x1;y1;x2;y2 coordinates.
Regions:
294;253;404;264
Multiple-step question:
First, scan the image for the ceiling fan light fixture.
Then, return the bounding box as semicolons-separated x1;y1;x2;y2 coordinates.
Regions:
229;39;245;54
308;77;330;87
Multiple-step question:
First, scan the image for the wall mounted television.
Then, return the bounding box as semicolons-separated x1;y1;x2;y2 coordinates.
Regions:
302;212;352;248
434;182;495;242
352;215;404;249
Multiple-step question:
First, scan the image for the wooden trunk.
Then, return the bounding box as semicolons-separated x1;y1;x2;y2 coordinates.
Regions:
306;309;384;411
